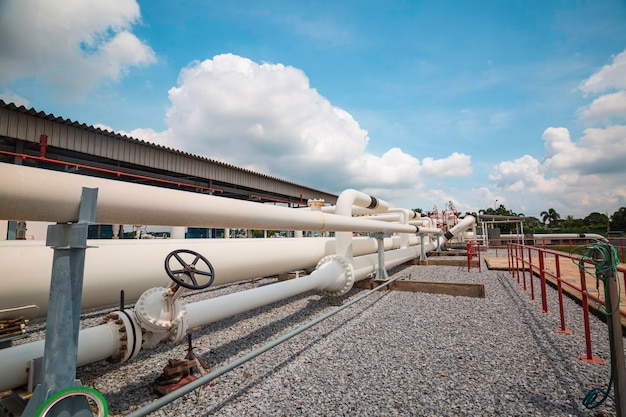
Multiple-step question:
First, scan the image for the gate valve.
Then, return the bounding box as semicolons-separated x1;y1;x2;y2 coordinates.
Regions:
135;249;216;347
165;249;216;293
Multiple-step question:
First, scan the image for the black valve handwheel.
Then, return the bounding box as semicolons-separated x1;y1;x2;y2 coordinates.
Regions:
164;249;215;290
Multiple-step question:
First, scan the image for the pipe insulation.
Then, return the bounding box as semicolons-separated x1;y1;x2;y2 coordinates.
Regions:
0;164;417;234
0;236;417;319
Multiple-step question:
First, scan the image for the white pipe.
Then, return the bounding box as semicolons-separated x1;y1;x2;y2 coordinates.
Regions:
414;227;441;234
170;227;186;239
0;236;416;319
0;164;416;234
186;260;347;328
0;217;476;392
531;233;606;241
0;323;119;392
425;215;476;251
362;211;420;223
334;189;391;259
315;205;390;216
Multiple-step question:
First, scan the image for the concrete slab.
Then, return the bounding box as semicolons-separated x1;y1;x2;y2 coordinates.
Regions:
354;278;485;298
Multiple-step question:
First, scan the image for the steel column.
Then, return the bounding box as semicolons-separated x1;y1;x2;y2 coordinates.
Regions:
21;188;98;417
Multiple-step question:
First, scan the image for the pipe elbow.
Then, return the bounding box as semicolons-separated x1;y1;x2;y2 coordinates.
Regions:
336;189;390;216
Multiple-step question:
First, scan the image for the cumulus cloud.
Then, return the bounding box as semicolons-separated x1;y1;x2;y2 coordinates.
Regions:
579;49;626;94
578;90;626;123
490;155;561;194
490;126;626;215
422;152;473;177
487;49;626;217
152;54;471;195
0;0;156;100
543;125;626;174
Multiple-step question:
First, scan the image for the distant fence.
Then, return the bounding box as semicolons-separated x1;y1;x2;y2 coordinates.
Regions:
507;243;626;363
485;237;625;261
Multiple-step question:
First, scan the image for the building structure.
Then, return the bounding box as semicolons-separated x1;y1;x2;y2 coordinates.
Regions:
0;100;338;239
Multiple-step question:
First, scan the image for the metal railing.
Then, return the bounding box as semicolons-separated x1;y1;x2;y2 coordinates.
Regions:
488;236;625;259
507;243;626;363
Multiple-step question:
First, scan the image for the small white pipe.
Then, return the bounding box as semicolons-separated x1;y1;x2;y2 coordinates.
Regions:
0;323;119;393
186;261;346;329
170;227;186;239
414;227;441;234
425;215;476;251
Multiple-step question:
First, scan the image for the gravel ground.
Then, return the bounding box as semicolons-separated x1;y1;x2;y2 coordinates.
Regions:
18;250;619;416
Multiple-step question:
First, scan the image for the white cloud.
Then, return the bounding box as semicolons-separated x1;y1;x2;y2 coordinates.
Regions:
486;49;626;217
0;90;29;107
0;0;155;100
489;125;626;217
543;125;626;174
542;127;576;158
421;152;473;177
578;90;626;123
155;54;472;197
490;155;561;194
579;49;626;94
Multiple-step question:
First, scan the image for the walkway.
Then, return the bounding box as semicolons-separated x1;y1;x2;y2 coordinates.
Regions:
485;254;626;326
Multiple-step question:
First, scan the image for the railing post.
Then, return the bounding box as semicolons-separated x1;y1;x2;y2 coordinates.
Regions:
579;265;602;363
528;246;535;301
515;245;521;284
538;250;551;313
507;244;513;278
521;244;527;291
554;254;572;334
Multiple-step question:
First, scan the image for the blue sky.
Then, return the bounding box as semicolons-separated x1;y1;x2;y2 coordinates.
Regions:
1;0;626;219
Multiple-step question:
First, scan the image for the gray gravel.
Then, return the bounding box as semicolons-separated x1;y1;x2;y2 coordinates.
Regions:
20;250;619;416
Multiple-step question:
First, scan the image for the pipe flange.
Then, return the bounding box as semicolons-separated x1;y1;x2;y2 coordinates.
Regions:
164;311;188;345
316;255;355;297
102;309;143;363
134;287;186;335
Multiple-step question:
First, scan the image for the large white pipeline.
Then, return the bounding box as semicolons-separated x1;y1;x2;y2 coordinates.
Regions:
0;164;418;234
0;162;477;394
0;235;418;319
0;216;476;392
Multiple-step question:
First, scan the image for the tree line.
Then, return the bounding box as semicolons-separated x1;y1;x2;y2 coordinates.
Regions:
433;205;626;235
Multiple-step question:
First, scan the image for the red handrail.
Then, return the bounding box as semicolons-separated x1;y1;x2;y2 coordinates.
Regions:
507;243;617;363
0;150;224;194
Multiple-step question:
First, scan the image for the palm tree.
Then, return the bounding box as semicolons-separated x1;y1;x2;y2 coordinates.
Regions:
540;208;561;230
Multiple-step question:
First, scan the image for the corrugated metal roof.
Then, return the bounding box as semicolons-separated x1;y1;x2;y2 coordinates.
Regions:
0;100;337;201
